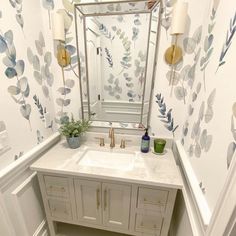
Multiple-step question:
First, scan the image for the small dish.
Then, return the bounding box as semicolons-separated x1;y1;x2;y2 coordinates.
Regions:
152;149;167;155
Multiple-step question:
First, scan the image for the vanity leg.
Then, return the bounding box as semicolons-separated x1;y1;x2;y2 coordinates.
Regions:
48;220;57;236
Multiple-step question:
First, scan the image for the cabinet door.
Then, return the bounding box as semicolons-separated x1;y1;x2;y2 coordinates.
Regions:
102;183;131;230
75;180;102;225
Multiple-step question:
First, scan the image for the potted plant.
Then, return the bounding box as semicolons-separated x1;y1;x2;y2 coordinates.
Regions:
59;116;91;149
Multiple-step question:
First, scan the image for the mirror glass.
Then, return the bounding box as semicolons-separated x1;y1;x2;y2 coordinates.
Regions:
75;0;160;129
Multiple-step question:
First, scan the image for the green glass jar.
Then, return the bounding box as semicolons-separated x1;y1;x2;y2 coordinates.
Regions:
154;139;166;154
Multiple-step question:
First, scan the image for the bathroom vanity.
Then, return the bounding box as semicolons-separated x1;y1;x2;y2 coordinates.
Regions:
31;134;182;236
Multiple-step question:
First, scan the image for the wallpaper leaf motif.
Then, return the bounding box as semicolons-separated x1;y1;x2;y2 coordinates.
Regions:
27;32;54;99
156;93;179;137
168;25;202;103
200;8;216;91
132;14;142;47
111;26;132;73
187;88;216;158
216;12;236;71
105;48;113;68
93;19;115;42
42;0;54;29
33;95;53;129
104;74;122;100
205;88;216;123
36;130;44;144
0;30;32;128
124;73;141;102
227;103;236;169
134;51;146;86
161;0;172;39
184;82;202;123
55;77;75;124
9;0;24;31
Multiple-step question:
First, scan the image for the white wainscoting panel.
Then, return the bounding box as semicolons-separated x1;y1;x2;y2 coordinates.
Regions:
11;172;46;236
175;140;211;227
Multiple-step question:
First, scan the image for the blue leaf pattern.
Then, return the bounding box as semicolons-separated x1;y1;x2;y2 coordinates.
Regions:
217;12;236;71
156;93;179;137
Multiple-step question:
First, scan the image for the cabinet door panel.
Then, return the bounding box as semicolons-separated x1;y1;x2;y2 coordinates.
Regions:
75;180;102;225
102;183;131;230
48;199;72;220
137;187;169;213
44;176;70;199
135;213;163;235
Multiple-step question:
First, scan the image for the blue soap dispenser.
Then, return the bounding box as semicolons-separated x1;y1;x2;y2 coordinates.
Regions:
141;128;150;153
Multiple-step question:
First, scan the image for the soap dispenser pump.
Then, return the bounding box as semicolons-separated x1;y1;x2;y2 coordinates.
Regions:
141;128;150;153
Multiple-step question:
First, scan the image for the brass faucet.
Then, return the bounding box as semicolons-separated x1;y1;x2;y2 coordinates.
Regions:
109;128;115;148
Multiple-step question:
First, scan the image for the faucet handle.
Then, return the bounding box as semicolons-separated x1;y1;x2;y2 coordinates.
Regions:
120;139;132;149
109;127;114;138
95;137;105;147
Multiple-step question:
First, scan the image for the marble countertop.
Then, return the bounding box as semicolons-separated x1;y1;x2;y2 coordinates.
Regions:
31;136;183;189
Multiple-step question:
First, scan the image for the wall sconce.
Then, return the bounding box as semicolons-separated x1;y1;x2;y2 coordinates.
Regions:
52;13;71;69
164;1;188;65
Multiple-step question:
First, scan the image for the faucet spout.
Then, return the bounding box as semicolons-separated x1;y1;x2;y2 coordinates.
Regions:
109;128;115;148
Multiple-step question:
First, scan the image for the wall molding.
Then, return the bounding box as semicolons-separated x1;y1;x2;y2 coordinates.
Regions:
206;149;236;236
177;164;205;236
33;219;48;236
175;140;236;236
0;133;60;188
175;140;211;227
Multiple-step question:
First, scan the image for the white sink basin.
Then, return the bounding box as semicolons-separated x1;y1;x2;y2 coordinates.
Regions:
76;148;137;171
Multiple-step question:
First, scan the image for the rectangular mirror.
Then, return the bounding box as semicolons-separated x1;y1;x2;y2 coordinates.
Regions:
75;0;161;129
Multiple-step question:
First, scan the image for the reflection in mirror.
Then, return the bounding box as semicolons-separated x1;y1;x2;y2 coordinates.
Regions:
75;0;161;129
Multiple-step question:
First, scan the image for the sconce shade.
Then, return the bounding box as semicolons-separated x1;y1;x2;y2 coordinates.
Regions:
52;13;65;41
171;1;188;35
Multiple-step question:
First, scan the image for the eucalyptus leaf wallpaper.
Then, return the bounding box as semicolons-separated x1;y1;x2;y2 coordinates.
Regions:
0;0;236;217
97;14;149;103
150;0;236;213
0;0;56;170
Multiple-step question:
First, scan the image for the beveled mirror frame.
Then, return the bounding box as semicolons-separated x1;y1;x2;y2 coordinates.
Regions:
74;0;162;129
